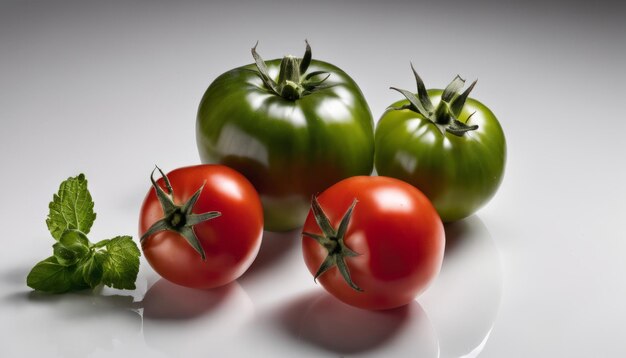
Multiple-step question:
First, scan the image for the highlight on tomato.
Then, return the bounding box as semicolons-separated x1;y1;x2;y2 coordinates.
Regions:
301;176;445;310
196;41;375;232
139;165;263;289
375;64;506;222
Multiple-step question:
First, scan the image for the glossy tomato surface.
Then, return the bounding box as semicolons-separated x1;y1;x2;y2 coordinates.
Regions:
139;165;263;289
302;176;445;310
196;45;374;232
375;89;506;222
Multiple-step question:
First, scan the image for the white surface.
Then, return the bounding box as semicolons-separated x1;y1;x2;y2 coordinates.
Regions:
1;0;625;357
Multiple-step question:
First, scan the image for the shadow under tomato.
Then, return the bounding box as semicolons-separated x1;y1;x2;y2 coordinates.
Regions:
443;217;476;256
141;278;237;320
273;290;435;356
140;278;255;357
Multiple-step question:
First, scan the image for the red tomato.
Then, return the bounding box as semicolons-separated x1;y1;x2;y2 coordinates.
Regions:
139;165;263;289
302;176;444;310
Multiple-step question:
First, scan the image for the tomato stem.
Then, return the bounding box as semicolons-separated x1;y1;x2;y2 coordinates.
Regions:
390;65;479;137
280;80;302;101
302;196;363;292
278;56;301;84
251;40;331;101
140;166;221;261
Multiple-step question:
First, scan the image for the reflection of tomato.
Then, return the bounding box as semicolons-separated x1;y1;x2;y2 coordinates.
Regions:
142;279;254;357
301;176;445;310
293;293;439;356
421;216;502;357
139;165;263;289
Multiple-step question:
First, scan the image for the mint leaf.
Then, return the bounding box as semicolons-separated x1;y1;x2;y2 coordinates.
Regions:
76;251;106;288
53;230;90;266
52;244;80;267
46;174;96;241
100;236;140;290
27;257;76;293
29;174;141;294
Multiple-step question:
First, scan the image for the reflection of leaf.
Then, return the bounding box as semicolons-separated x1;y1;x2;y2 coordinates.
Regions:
24;290;142;358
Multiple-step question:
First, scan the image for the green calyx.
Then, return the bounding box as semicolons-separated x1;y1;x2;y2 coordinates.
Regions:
140;166;221;261
390;63;479;137
302;196;363;292
252;40;332;100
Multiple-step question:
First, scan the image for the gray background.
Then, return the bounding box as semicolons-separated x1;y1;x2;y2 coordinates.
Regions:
1;0;625;357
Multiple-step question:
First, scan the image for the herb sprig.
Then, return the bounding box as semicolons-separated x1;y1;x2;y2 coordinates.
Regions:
27;174;140;293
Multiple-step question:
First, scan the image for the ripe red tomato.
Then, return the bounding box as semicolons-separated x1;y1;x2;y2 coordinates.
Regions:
139;165;263;289
302;176;444;310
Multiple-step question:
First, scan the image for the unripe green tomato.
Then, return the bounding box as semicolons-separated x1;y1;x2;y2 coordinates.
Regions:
197;43;374;231
375;88;506;222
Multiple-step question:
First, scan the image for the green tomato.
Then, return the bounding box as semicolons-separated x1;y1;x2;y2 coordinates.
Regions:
375;67;506;222
196;42;374;231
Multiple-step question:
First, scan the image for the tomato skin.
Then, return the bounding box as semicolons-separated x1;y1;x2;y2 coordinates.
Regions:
302;176;445;310
196;59;374;232
139;165;263;289
375;89;506;222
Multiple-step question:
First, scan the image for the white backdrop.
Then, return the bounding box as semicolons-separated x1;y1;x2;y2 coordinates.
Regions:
1;0;625;357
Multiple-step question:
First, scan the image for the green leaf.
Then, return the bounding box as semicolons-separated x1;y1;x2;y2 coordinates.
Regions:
30;173;141;294
77;251;106;288
26;257;75;293
100;236;140;290
53;229;90;266
46;174;96;241
92;239;110;248
52;243;79;266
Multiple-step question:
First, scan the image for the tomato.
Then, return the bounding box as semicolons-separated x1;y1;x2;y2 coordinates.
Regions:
196;41;374;231
139;165;263;289
375;65;506;222
301;176;445;310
